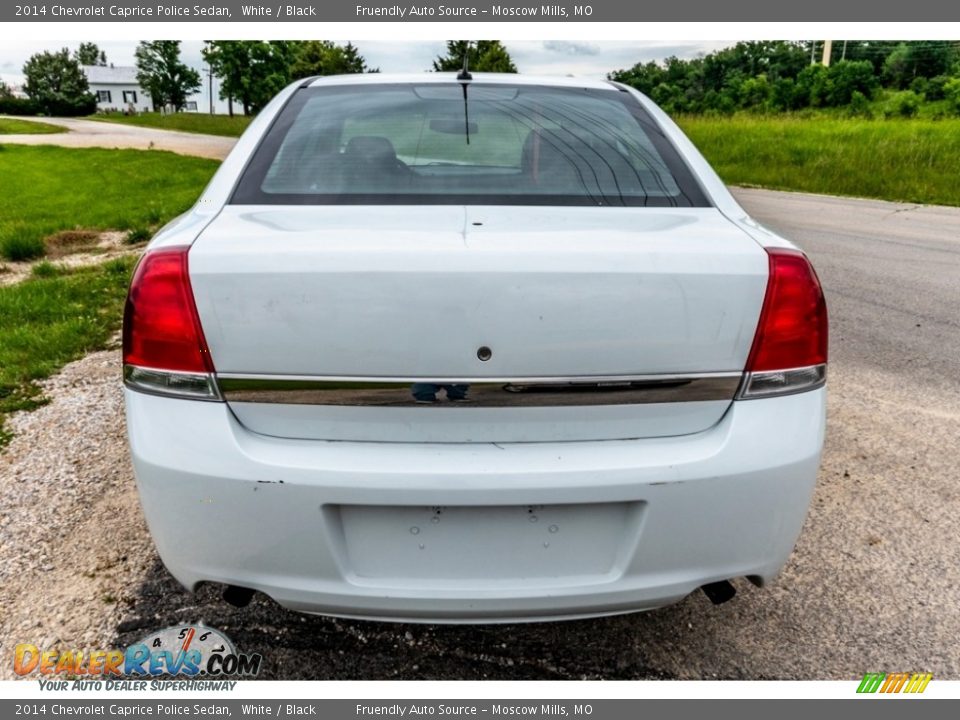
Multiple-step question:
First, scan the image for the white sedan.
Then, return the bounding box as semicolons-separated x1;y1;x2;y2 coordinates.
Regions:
123;73;827;622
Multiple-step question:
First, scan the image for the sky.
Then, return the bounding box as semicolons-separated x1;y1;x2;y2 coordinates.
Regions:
1;39;735;108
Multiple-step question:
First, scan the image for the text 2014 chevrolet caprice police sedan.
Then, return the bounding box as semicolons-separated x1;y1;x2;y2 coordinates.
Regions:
123;73;827;622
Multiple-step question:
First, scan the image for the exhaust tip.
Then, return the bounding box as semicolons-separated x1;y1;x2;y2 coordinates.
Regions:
222;584;256;608
701;580;737;605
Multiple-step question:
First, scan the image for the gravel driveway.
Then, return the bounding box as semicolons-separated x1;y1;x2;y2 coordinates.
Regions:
1;189;958;681
0;116;234;160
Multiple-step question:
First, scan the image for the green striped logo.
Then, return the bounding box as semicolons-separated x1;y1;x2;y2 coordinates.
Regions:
857;672;932;694
857;673;886;693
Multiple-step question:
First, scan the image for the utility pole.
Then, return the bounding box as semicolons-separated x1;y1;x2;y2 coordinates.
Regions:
841;40;848;61
205;65;213;114
821;40;833;67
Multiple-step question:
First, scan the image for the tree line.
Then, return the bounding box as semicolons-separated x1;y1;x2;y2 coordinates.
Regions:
1;40;517;116
198;39;517;114
608;41;960;116
6;40;959;119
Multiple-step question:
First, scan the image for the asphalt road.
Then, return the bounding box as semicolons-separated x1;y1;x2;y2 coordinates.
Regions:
108;188;960;680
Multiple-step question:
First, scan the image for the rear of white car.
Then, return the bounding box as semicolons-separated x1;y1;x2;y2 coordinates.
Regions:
123;74;827;622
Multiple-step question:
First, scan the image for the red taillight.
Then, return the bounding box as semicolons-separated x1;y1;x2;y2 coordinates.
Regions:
745;248;828;372
123;247;214;373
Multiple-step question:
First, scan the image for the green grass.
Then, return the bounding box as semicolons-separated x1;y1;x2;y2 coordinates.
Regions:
31;261;61;278
677;115;960;206
0;145;218;261
0;118;65;134
0;258;135;447
125;227;152;245
90;112;253;137
0;232;46;262
0;144;216;445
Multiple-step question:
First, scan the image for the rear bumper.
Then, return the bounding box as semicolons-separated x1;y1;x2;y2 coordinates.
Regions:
125;387;825;623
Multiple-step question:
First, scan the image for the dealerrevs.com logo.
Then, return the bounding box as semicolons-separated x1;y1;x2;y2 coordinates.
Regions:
14;624;262;679
857;673;933;694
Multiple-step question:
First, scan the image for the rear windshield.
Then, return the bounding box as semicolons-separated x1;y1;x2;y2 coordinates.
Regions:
231;83;709;207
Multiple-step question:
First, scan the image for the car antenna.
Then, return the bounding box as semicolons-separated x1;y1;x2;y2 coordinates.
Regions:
457;44;472;144
457;43;473;81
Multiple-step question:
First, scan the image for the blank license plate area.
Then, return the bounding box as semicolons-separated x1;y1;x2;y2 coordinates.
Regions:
333;502;643;588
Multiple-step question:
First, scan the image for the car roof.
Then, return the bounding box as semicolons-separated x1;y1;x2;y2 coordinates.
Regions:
305;72;617;91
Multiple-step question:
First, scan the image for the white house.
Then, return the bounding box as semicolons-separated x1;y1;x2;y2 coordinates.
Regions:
82;65;154;113
81;64;234;115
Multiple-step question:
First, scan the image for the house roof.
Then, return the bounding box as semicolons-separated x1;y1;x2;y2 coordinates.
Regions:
82;65;140;85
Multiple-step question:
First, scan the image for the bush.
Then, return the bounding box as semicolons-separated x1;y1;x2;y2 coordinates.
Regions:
885;91;921;118
770;77;803;112
910;77;930;98
22;48;98;117
796;64;829;107
826;60;878;106
0;96;40;116
882;43;912;89
738;74;771;110
0;232;46;262
701;89;736;116
42;94;97;117
651;82;685;114
0;93;94;117
944;78;960;115
925;75;951;102
846;91;873;118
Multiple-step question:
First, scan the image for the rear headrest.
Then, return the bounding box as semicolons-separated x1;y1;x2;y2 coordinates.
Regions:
344;135;398;162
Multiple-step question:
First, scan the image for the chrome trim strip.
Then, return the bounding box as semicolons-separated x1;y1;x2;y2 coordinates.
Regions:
217;371;742;384
216;373;742;408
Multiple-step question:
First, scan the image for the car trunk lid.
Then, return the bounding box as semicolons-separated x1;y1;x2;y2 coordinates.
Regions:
188;205;767;443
